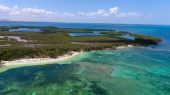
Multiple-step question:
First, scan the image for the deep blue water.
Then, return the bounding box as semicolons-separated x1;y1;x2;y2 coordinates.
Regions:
0;22;170;95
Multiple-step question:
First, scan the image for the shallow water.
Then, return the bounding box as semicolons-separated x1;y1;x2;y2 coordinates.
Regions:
0;23;170;95
120;34;135;40
9;28;41;32
0;48;170;95
68;31;103;37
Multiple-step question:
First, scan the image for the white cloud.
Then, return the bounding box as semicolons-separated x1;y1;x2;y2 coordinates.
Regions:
0;5;11;12
77;7;119;17
0;4;57;16
116;12;143;18
10;7;57;16
97;9;106;15
0;4;147;22
110;7;119;14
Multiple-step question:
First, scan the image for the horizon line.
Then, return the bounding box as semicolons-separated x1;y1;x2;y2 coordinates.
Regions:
0;20;170;26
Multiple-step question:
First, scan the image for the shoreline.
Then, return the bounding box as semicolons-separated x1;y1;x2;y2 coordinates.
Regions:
1;45;135;67
1;51;81;67
116;45;134;49
0;45;137;73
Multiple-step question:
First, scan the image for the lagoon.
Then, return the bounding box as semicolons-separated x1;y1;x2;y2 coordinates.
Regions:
120;34;135;40
68;31;103;36
9;28;41;32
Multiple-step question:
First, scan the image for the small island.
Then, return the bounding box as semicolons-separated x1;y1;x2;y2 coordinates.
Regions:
0;26;161;66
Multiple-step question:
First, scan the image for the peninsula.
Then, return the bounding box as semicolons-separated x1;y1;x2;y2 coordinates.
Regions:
0;26;161;66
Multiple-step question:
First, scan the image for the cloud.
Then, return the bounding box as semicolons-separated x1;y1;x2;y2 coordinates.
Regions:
110;7;119;14
116;12;143;18
0;5;11;12
78;7;119;17
10;7;57;16
97;9;106;15
0;4;57;16
0;4;147;22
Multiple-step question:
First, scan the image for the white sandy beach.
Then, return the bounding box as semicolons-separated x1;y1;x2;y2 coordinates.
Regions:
1;45;134;67
1;51;80;66
116;45;134;49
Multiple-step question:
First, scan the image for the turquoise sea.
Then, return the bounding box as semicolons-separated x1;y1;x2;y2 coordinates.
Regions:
0;22;170;95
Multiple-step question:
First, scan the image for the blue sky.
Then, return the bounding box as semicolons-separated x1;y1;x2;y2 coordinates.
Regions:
0;0;169;25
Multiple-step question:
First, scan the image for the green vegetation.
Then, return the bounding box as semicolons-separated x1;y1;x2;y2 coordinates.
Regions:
0;26;161;62
101;31;129;36
130;33;161;45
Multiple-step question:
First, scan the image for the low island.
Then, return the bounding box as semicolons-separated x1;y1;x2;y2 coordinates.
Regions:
0;26;161;66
